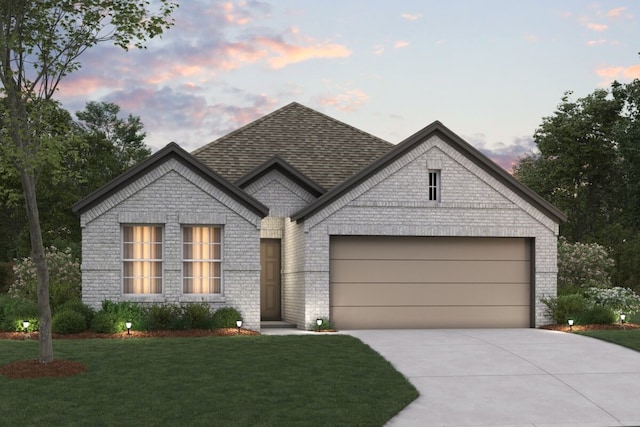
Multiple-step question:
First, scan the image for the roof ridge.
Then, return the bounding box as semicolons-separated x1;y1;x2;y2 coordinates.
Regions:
191;102;393;155
191;102;302;155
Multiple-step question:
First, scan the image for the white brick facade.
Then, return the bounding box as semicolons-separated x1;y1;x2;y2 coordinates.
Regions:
79;158;263;331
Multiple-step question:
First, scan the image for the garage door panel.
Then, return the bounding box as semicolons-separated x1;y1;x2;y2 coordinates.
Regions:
332;282;530;306
331;306;531;329
330;236;529;261
330;259;529;284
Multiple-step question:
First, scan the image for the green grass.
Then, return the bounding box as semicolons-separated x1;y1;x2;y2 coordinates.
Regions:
577;329;640;352
0;336;417;426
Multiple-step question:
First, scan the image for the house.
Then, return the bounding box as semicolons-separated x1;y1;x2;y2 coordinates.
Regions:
73;102;566;331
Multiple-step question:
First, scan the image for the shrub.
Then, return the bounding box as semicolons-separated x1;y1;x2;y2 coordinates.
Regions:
578;305;616;325
90;311;120;334
141;304;183;330
557;237;614;291
100;300;144;331
541;294;588;324
9;246;81;310
212;306;242;328
181;303;214;329
52;310;87;334
0;295;38;332
583;287;640;317
313;318;334;331
56;300;95;326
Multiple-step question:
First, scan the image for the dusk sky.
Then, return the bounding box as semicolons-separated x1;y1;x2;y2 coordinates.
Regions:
56;1;640;171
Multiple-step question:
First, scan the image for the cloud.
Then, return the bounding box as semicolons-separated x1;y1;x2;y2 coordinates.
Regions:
595;65;640;85
394;40;409;49
586;22;608;32
586;39;607;46
258;33;351;69
401;13;422;21
373;45;385;55
607;7;627;18
316;85;369;112
466;134;537;172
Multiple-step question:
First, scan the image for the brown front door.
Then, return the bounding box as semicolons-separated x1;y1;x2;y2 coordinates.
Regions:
260;239;281;320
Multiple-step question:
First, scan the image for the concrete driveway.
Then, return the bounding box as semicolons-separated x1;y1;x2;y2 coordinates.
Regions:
346;329;640;427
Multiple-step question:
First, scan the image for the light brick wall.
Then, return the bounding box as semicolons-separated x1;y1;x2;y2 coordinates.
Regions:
80;158;263;331
243;170;316;217
298;135;559;328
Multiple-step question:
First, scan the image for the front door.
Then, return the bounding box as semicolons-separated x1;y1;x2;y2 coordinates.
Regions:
260;239;281;320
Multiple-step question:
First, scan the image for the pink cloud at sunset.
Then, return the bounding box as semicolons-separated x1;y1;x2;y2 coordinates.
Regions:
317;89;369;112
401;13;422;21
257;34;351;69
394;41;409;49
607;7;628;18
596;64;640;85
586;22;608;32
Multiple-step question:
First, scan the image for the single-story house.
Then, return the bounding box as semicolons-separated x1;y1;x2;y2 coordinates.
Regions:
73;102;566;331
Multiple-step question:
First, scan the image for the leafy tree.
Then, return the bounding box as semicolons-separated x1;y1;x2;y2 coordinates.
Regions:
557;237;614;293
0;0;176;363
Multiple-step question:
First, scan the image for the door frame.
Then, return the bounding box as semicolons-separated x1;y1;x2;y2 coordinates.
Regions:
260;238;282;320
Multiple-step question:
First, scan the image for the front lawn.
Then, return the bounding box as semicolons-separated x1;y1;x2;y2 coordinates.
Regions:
0;335;417;426
577;329;640;352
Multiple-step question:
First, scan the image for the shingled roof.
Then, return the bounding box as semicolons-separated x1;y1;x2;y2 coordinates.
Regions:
192;102;394;191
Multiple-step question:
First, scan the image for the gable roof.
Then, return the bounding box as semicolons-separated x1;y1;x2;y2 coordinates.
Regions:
72;142;269;218
192;102;394;191
236;155;326;198
291;121;567;224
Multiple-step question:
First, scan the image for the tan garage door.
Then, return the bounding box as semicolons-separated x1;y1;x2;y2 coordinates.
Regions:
330;236;532;329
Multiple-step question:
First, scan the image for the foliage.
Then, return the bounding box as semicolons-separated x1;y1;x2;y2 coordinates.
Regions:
180;303;214;330
313;318;334;331
90;311;120;334
56;300;95;326
578;305;616;325
541;294;589;324
8;246;81;311
52;309;87;334
583;287;640;316
557;237;614;291
100;300;144;332
212;306;242;329
0;0;177;363
140;304;184;330
0;336;418;426
0;295;39;332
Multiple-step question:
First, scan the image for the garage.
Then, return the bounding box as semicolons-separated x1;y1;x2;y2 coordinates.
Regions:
330;236;532;329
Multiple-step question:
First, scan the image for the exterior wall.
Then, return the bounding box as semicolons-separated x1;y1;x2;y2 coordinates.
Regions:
299;136;559;329
282;218;306;327
243;170;316;217
79;158;263;331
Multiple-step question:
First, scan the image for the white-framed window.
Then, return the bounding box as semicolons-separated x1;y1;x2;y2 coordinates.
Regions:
122;225;163;294
182;226;222;294
428;170;440;201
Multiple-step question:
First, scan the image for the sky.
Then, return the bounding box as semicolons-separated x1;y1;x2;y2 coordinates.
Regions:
56;0;640;171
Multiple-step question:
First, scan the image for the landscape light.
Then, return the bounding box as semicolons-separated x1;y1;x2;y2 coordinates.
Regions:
316;318;323;327
125;321;132;335
620;314;626;323
236;319;243;335
22;320;29;332
568;319;574;331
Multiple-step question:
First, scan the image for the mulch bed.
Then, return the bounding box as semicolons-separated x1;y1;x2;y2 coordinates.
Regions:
0;328;258;380
540;322;640;332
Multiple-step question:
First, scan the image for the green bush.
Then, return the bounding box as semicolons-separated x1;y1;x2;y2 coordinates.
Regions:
181;303;214;329
541;294;589;324
100;300;144;331
212;306;242;328
578;305;616;325
141;304;183;330
56;300;95;325
52;309;88;334
90;311;120;334
0;295;38;332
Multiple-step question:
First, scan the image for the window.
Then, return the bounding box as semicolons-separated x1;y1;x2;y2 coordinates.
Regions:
428;170;440;201
183;226;222;294
123;225;163;294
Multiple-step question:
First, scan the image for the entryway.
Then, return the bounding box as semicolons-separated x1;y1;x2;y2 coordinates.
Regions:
260;239;281;320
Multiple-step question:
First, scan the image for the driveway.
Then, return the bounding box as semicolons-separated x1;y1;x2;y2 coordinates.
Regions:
346;329;640;427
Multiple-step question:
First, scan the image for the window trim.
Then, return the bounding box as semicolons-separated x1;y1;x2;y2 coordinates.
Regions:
121;224;164;296
181;225;223;296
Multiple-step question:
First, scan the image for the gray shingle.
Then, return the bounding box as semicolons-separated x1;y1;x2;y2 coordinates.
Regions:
192;102;394;190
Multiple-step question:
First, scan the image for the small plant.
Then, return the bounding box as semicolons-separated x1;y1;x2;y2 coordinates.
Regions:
578;305;616;325
52;310;88;334
181;303;214;329
313;318;334;331
212;307;242;328
141;304;183;330
90;311;120;334
541;294;588;324
0;295;39;332
56;300;95;326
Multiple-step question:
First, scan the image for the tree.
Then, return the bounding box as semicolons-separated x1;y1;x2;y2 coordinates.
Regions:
0;1;176;363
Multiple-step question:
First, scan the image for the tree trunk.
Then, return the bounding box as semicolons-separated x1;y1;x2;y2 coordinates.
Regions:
20;169;54;363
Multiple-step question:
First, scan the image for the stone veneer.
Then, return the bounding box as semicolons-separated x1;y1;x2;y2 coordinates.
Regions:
79;158;263;331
